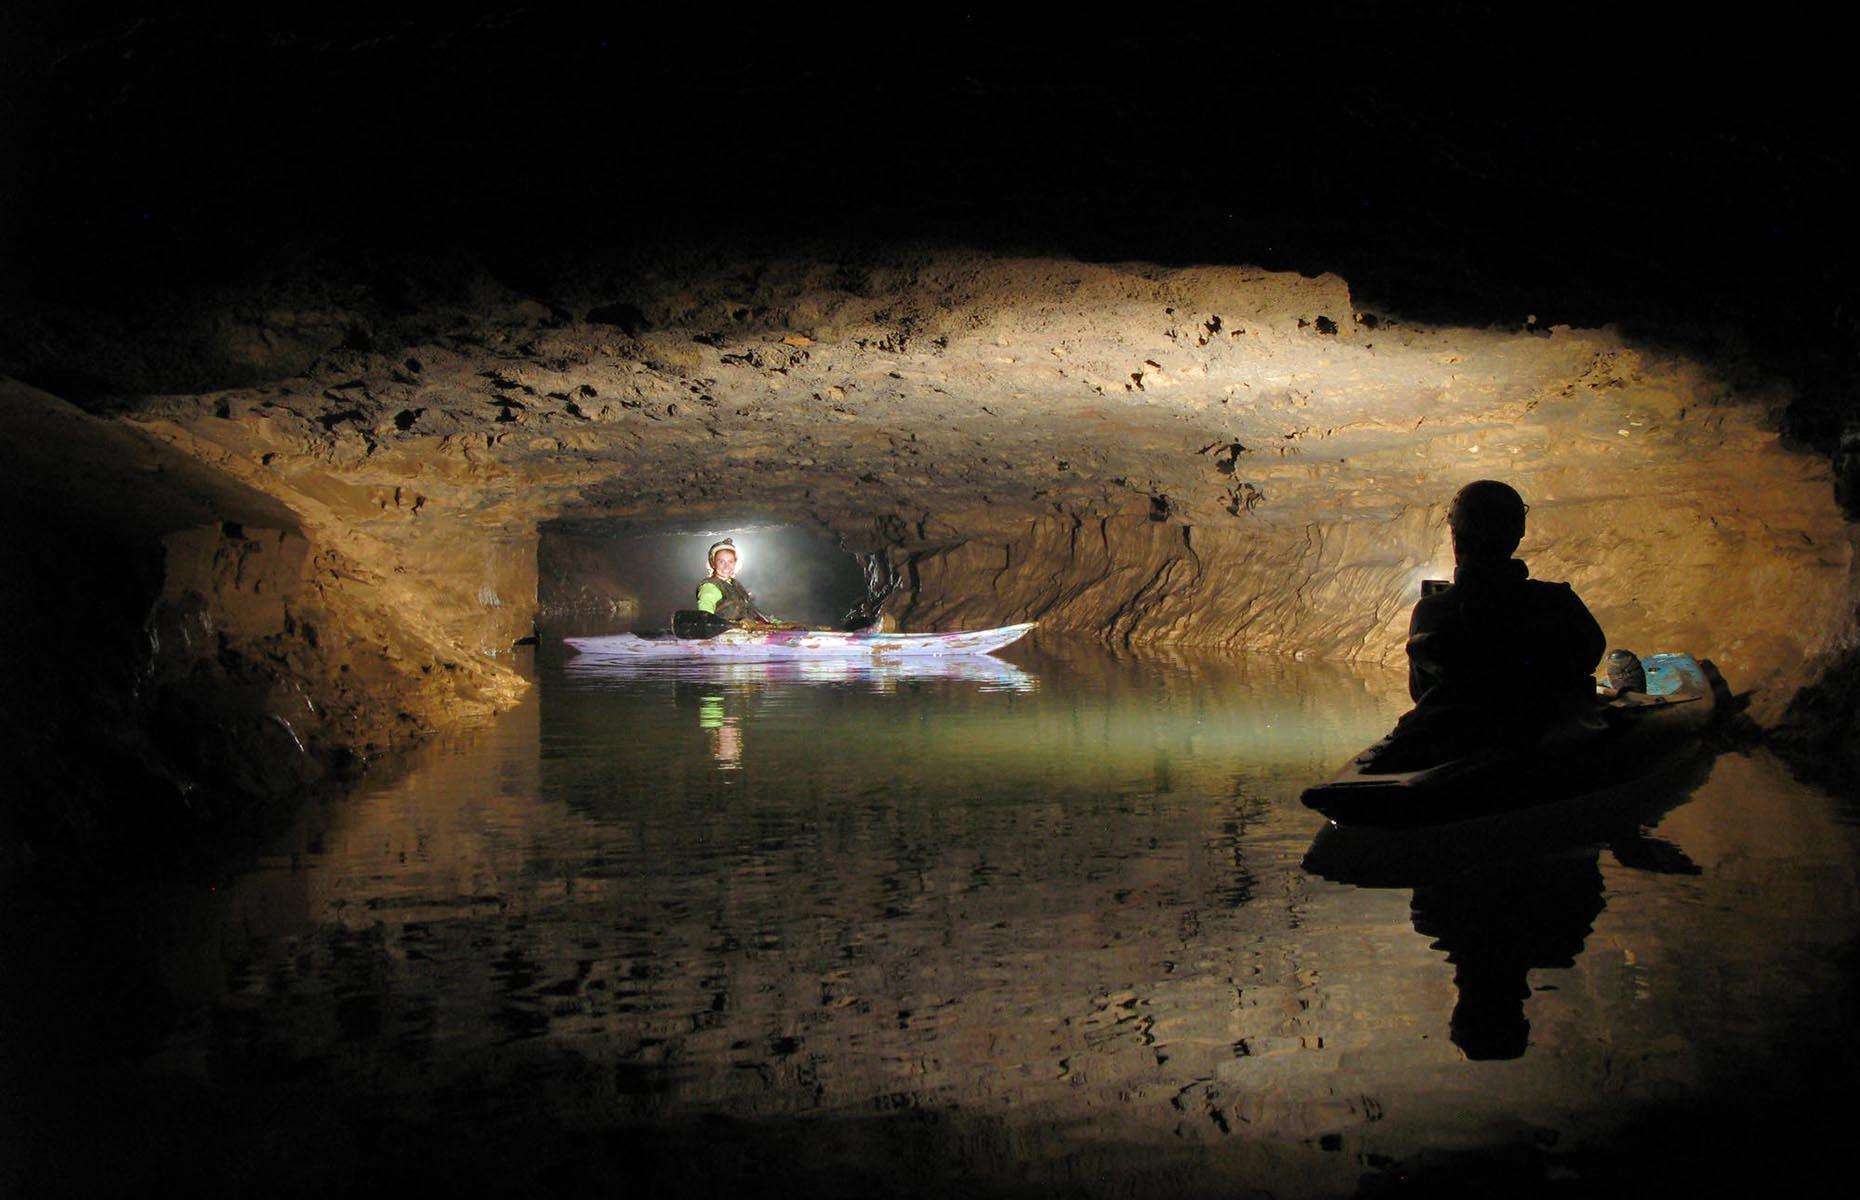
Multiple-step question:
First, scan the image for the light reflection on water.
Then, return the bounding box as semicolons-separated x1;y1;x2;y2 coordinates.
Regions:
81;639;1860;1193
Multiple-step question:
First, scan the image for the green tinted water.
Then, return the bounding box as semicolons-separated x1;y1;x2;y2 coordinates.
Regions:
22;637;1860;1196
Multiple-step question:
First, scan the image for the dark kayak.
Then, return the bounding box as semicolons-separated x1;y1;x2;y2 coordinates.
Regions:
1302;747;1713;887
1301;653;1718;829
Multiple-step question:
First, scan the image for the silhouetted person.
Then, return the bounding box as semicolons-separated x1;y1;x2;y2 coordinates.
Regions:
1406;825;1698;1060
1410;853;1606;1060
1374;480;1605;770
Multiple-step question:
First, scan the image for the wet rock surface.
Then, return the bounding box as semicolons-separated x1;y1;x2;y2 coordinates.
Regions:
106;253;1849;720
4;250;1855;873
0;380;526;877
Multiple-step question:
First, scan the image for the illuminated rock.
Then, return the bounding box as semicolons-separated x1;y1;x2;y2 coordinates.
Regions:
3;253;1851;849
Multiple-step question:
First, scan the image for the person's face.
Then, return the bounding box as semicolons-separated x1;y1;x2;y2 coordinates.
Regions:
712;549;738;580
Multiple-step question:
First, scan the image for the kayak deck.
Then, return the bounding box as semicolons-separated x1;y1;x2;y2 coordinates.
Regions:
562;653;1037;690
1302;653;1717;829
565;621;1037;662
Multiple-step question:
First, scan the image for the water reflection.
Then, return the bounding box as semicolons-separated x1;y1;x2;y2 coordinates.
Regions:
1304;753;1711;1060
566;654;1040;771
9;643;1860;1198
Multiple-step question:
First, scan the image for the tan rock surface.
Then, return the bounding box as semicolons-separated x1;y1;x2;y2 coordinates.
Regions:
96;252;1849;737
0;379;526;812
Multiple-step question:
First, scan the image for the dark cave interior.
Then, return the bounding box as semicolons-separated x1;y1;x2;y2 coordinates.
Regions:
4;12;1860;1198
3;2;1857;864
3;4;1856;854
4;10;1854;420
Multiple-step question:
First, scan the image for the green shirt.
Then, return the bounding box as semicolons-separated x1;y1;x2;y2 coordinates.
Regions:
696;575;764;621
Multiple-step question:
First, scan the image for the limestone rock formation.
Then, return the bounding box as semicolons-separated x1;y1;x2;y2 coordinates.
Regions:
4;251;1853;865
120;254;1851;703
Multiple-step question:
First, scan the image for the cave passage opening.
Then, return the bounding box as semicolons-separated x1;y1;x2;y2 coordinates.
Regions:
536;517;875;640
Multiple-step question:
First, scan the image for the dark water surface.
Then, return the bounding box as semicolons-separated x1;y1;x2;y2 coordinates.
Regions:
7;637;1860;1197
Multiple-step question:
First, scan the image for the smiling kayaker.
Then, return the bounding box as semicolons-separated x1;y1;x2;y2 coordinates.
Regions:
1374;480;1606;769
695;538;778;625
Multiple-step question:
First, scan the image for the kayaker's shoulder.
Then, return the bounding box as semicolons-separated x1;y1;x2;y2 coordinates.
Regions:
1523;577;1590;606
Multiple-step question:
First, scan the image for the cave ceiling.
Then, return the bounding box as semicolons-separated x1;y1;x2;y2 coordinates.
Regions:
1;9;1854;727
3;10;1851;375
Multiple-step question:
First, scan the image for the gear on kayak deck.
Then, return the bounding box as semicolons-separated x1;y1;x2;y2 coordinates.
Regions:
1605;648;1646;693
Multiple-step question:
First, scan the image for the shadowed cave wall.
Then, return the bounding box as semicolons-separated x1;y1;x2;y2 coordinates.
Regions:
108;254;1860;696
5;12;1859;874
3;251;1853;878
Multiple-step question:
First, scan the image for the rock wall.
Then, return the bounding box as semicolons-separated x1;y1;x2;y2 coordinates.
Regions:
0;380;526;876
145;521;528;767
878;429;1849;725
6;250;1855;868
884;506;1434;657
537;531;642;629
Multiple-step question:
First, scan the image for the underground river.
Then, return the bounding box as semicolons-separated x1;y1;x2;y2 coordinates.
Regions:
5;635;1858;1197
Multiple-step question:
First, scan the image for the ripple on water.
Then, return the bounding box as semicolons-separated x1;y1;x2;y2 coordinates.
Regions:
19;640;1860;1198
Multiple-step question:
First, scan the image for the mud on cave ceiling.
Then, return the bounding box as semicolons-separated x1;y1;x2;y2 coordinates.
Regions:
22;251;1836;773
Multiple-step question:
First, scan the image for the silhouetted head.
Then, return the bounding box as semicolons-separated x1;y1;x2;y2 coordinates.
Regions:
1448;480;1527;564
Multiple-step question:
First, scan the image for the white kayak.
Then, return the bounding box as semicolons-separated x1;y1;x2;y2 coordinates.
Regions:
565;622;1037;662
562;654;1037;690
